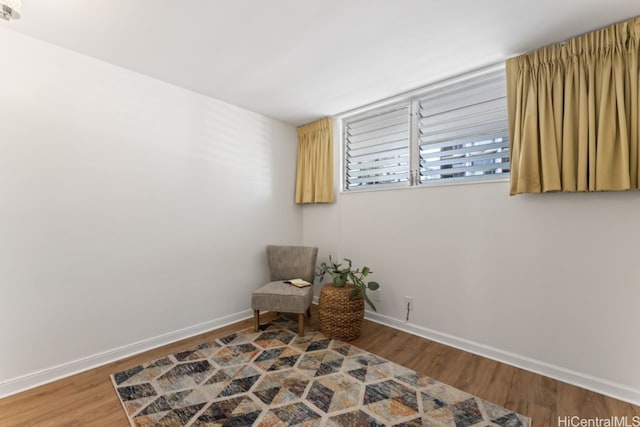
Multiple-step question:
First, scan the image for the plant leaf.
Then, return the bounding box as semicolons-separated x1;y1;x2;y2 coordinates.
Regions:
321;255;380;298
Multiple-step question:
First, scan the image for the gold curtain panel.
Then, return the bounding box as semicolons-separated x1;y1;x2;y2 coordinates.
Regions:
506;17;640;194
295;117;334;204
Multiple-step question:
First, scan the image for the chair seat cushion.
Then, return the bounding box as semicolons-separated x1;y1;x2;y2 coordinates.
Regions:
251;281;313;314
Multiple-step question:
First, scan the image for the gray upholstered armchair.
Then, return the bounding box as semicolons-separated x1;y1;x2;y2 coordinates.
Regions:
251;245;318;336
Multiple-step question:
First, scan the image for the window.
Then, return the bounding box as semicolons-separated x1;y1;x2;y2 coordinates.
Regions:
344;104;411;190
342;65;509;191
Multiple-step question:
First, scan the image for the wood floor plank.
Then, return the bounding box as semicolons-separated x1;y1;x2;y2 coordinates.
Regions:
0;307;638;426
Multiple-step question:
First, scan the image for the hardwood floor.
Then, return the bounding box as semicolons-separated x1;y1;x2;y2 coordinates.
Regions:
1;307;638;426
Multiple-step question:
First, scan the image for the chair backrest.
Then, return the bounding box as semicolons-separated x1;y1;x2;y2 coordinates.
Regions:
266;245;318;283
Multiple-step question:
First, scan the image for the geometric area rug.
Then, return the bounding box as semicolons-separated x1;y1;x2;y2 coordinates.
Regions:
111;317;531;426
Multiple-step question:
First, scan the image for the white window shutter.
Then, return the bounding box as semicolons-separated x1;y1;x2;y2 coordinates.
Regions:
344;104;411;190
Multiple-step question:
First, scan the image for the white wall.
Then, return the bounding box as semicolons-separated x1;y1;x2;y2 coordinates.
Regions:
0;29;301;396
304;177;640;404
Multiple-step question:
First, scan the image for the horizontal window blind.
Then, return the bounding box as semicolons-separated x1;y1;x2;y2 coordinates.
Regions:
344;104;411;190
340;64;509;192
418;68;510;183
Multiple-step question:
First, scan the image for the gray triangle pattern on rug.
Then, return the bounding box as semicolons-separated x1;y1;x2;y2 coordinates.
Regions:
110;317;531;426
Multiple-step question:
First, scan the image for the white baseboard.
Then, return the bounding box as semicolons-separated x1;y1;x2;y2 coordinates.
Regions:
364;311;640;406
0;309;253;399
4;306;638;407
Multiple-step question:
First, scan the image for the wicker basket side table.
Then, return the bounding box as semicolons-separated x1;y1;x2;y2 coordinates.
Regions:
318;283;365;341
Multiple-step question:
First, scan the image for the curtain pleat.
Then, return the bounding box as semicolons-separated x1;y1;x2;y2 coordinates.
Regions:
295;117;334;204
506;16;640;194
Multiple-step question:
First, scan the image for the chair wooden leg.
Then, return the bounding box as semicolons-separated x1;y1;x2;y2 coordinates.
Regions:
298;313;305;337
306;307;311;317
253;310;260;332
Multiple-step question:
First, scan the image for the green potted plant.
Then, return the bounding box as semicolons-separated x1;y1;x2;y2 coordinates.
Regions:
316;256;381;340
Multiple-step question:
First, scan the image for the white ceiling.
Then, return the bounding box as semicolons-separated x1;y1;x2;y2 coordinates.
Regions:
3;0;640;125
